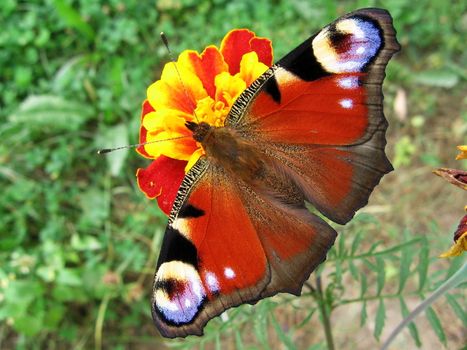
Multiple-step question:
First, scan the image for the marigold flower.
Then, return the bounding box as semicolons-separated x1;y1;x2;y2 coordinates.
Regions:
136;29;273;215
433;168;467;191
440;213;467;257
436;145;466;257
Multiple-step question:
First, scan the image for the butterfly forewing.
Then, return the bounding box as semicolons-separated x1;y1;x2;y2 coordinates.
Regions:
229;8;399;224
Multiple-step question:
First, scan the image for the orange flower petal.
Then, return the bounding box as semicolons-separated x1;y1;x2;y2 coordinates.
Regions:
220;29;273;75
136;155;187;215
179;46;228;99
147;62;208;114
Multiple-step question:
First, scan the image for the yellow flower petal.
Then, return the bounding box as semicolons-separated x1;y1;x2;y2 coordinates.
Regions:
236;51;269;86
456;145;467;160
215;72;247;108
439;231;467;257
145;130;197;161
142;110;192;132
185;148;205;172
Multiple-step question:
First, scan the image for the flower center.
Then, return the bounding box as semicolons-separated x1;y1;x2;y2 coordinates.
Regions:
194;96;230;127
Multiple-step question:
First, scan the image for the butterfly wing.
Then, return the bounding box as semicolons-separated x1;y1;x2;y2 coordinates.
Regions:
152;158;337;337
227;8;400;224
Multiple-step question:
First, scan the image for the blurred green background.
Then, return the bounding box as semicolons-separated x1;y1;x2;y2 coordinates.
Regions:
1;0;466;349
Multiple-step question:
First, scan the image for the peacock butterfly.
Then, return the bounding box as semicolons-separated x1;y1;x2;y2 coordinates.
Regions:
143;8;400;338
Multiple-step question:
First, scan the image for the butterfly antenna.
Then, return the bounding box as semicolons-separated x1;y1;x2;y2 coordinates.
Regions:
160;32;200;123
97;135;189;154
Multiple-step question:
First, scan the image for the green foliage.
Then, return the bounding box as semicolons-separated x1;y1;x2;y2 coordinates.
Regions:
1;0;465;348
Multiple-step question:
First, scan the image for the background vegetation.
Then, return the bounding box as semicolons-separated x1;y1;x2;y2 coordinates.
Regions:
1;0;465;349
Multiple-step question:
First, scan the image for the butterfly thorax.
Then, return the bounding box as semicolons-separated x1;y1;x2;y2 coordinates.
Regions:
186;121;266;182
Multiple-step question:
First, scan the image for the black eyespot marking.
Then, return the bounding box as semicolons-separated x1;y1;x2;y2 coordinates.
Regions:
264;76;281;103
156;226;198;269
179;204;205;218
277;36;330;81
155;278;187;299
328;30;352;54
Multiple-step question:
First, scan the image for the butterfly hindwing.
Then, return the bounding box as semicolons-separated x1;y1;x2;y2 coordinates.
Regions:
152;158;337;337
228;8;399;224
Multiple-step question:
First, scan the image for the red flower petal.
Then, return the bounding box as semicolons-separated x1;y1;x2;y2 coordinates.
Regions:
250;36;273;67
454;214;467;242
220;29;273;75
182;47;228;98
137;100;154;158
136;155;187;216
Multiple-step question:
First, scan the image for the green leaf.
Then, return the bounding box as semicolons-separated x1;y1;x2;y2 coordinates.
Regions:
348;260;359;281
360;272;368;297
78;189;109;228
376;256;386;295
360;301;367;327
235;330;244;349
97;123;129;176
13;313;44;336
399;297;422;347
253;302;270;349
374;299;386;340
8;95;94;132
398;243;412;293
296;307;316;329
270;313;297;350
337;231;346;257
4;280;44;309
417;244;429;292
445;294;467;327
70;233;102;251
351;231;362;256
56;268;82;286
425;307;446;345
413;69;460;88
52;0;95;41
43;303;66;329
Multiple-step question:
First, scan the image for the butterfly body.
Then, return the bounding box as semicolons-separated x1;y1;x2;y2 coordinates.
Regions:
148;8;400;338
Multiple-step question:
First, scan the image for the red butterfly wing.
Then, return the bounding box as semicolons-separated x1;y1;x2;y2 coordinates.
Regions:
151;8;399;338
152;159;336;337
228;8;399;224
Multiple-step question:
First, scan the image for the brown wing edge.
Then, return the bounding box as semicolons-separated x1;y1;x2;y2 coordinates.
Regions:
323;8;400;223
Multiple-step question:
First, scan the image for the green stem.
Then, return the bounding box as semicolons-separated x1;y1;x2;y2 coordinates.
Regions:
316;276;335;350
95;294;111;350
380;262;467;350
